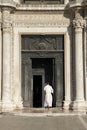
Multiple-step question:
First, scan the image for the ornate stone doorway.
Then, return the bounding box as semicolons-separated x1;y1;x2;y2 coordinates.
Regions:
21;35;64;108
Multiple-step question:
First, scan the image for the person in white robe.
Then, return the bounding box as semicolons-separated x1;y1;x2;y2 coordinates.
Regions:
44;83;54;108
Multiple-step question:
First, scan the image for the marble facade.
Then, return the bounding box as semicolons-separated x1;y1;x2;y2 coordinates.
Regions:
0;0;87;111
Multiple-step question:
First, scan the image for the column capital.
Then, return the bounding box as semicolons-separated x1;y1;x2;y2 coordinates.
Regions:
2;7;12;31
73;12;86;29
2;7;12;12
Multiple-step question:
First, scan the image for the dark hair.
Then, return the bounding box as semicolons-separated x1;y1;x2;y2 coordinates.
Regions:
46;82;49;85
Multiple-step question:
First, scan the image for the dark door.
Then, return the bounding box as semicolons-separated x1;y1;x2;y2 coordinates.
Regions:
33;75;42;107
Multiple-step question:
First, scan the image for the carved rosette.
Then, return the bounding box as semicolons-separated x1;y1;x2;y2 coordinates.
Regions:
73;12;86;30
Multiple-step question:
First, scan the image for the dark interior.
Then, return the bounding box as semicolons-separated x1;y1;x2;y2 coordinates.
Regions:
33;75;42;107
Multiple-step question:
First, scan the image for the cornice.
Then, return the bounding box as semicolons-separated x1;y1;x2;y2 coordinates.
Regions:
69;0;87;9
16;4;66;11
0;0;16;9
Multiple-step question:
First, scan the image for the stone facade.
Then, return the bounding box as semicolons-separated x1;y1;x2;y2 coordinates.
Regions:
0;0;87;111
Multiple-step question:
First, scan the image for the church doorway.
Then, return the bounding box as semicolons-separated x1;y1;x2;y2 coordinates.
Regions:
21;35;64;108
32;58;55;107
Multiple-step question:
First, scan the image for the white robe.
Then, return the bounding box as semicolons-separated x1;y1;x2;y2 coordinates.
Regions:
44;84;54;107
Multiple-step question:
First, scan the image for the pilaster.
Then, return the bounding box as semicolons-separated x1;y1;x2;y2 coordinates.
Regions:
55;51;64;108
2;7;13;111
0;8;2;109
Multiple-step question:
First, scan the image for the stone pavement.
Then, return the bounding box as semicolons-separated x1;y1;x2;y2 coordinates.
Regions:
0;110;87;130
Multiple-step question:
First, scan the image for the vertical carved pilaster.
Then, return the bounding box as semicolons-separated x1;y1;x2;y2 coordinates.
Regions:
22;55;32;107
2;7;13;110
55;55;64;107
0;8;2;104
73;11;86;108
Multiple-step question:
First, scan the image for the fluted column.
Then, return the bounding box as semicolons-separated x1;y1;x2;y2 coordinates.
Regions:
2;8;13;110
73;11;86;108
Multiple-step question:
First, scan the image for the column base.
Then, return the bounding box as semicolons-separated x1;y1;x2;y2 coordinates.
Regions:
73;100;86;110
2;100;14;112
0;101;2;111
85;101;87;109
63;100;71;110
56;100;63;107
13;100;23;110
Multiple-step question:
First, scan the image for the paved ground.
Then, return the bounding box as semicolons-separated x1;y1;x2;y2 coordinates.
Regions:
0;113;87;130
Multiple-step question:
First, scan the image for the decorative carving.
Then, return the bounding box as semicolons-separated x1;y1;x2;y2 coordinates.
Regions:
73;12;86;29
14;13;70;28
38;42;47;50
22;51;64;61
22;54;31;65
22;35;64;51
2;7;12;32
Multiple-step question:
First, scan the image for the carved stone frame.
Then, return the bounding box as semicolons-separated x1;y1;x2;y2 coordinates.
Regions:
22;50;64;107
13;27;71;109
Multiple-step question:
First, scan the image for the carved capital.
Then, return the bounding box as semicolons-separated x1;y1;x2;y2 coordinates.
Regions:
2;7;12;29
3;27;11;33
73;12;86;29
73;19;86;29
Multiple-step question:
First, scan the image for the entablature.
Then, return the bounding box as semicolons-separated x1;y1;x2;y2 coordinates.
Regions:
0;0;16;9
69;0;87;9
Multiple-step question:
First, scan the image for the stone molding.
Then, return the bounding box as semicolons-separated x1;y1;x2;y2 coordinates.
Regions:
14;22;70;28
13;14;70;28
0;0;16;9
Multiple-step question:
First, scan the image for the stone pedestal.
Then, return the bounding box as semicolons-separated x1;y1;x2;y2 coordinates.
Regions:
73;11;86;109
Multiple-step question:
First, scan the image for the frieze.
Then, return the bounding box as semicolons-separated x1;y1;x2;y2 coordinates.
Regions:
14;22;69;27
13;13;70;27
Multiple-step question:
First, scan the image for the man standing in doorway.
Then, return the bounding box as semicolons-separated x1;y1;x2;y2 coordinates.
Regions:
44;82;54;109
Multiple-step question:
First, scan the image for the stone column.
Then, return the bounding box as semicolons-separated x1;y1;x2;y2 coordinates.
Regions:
73;11;86;109
0;9;2;108
2;8;13;110
63;32;71;109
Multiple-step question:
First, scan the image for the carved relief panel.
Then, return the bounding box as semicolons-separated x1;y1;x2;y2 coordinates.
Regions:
22;35;64;51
